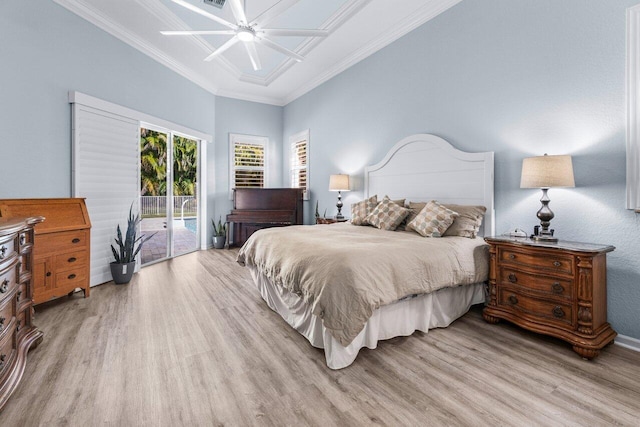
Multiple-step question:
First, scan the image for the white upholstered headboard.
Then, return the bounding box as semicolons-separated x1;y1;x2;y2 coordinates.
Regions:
364;134;495;236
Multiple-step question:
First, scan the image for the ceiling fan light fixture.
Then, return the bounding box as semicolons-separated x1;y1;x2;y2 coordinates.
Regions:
237;27;255;42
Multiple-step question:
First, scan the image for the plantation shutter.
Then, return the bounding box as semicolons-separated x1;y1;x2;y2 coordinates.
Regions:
289;130;310;200
230;134;268;198
71;99;140;286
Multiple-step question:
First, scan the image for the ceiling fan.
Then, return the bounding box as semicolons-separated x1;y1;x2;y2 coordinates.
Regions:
161;0;329;71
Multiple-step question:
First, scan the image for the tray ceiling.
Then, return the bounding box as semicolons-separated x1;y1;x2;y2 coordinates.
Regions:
53;0;461;105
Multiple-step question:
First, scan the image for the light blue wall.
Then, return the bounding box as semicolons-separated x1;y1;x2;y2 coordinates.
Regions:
284;0;640;339
0;0;217;237
213;96;283;224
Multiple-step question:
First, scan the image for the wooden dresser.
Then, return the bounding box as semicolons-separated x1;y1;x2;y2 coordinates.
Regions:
227;188;303;247
0;199;91;304
483;236;617;359
0;216;44;410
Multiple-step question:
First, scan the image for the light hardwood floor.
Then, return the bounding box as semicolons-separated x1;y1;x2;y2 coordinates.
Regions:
1;249;639;426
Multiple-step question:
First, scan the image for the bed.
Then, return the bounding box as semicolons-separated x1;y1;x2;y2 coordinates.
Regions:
237;134;495;369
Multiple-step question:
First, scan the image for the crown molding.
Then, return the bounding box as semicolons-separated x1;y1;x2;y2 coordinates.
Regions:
135;0;242;78
53;0;221;96
283;0;462;105
238;0;371;87
215;88;285;106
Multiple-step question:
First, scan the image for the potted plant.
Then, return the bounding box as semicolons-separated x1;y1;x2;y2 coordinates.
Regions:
212;217;227;249
110;204;154;284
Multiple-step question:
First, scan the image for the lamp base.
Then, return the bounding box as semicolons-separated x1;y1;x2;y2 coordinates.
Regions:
532;234;558;243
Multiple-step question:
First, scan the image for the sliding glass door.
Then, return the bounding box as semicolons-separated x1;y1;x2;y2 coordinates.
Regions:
140;126;200;265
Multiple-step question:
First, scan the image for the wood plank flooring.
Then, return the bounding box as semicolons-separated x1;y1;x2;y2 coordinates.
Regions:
1;248;639;426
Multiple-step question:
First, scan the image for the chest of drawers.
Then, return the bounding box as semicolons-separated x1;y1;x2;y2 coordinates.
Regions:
0;199;91;304
0;217;43;410
483;236;616;359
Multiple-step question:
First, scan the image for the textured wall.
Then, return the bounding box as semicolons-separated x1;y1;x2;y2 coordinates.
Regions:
213;96;284;223
283;0;640;339
0;0;216;236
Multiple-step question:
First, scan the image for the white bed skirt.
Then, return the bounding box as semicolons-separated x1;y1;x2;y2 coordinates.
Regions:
249;268;485;369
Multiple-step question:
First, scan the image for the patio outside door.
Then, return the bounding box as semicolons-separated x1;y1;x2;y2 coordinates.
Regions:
140;127;200;265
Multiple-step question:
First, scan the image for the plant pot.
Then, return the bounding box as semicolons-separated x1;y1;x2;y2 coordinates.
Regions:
212;235;226;249
110;261;136;284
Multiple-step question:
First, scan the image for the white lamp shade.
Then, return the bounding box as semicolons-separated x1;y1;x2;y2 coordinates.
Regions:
329;174;350;191
520;154;575;188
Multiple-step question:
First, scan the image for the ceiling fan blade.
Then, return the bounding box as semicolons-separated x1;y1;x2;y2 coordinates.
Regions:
260;28;329;37
171;0;237;29
228;0;248;26
256;37;304;62
250;0;300;27
243;41;262;71
161;30;237;36
204;36;239;61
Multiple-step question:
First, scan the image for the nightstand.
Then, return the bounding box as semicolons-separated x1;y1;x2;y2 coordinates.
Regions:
483;236;617;359
315;217;349;224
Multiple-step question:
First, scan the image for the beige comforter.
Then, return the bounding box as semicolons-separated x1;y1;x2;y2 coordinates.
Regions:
237;223;489;346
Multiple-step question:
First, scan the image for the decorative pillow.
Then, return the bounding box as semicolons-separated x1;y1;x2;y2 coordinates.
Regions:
365;196;409;231
351;195;378;225
407;200;458;237
400;201;427;231
442;204;487;238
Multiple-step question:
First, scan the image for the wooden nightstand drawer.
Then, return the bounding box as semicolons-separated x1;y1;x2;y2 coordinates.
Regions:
0;235;16;264
499;267;573;300
36;230;88;254
498;287;573;328
54;250;88;269
0;324;16;377
0;259;18;301
0;296;15;339
499;247;573;276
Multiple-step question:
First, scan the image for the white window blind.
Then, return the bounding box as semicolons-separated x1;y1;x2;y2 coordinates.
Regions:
289;130;310;200
72;103;140;286
230;134;267;197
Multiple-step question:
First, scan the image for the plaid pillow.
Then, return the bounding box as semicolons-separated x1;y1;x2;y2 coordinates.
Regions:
365;196;409;231
407;200;459;237
351;195;378;225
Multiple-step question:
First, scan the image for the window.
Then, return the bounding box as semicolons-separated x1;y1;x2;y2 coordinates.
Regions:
230;134;267;196
289;129;310;200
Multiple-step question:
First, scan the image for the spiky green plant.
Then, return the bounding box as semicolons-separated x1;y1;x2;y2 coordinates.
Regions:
111;204;155;263
212;216;227;237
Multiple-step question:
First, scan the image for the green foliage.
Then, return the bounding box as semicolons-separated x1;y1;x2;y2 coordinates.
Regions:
212;217;227;237
111;204;155;264
140;129;198;197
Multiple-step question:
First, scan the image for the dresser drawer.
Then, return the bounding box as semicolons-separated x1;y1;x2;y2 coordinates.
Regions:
0;260;18;300
0;235;16;263
499;247;573;276
0;296;15;339
499;287;573;328
55;269;86;290
0;324;16;378
54;250;88;270
499;267;573;300
35;230;88;255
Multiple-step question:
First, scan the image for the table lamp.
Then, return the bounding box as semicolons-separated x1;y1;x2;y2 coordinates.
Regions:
520;154;575;242
329;174;350;219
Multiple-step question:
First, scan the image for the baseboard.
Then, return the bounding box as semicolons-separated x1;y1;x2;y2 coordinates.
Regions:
615;334;640;352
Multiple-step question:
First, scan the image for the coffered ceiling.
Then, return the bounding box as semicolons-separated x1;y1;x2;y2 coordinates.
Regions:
53;0;461;105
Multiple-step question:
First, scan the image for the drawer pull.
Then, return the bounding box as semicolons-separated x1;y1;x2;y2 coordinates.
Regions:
16;319;21;332
72;238;81;244
68;257;77;263
46;272;52;277
68;274;77;280
0;316;4;332
19;234;26;245
553;306;565;318
508;254;516;260
553;261;562;267
551;283;564;294
0;245;6;259
508;295;518;305
508;273;517;283
0;279;8;293
0;354;5;370
16;290;22;302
